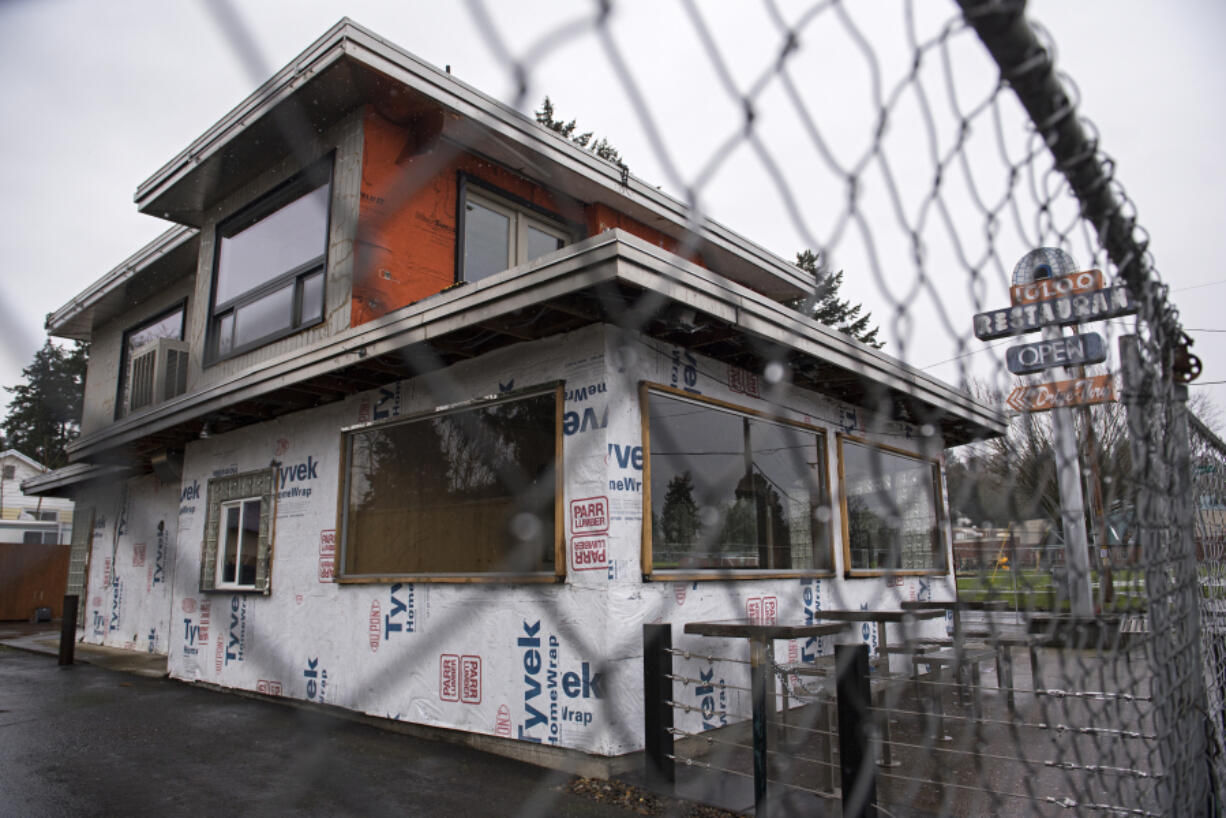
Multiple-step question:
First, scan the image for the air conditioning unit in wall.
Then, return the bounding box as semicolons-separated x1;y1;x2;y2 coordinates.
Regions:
127;338;189;413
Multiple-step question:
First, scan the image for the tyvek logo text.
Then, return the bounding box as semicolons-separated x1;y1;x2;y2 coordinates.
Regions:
183;599;211;657
304;657;328;703
562;406;608;436
607;443;643;492
518;620;603;743
179;480;200;516
670;348;700;395
800;578;825;661
384;583;416;638
151;521;167;587
272;456;319;500
215;595;248;673
694;665;728;731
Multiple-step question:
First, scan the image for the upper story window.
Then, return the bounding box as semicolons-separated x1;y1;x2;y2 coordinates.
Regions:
116;303;186;418
459;180;572;284
839;437;947;575
208;161;332;362
1;465;14;480
642;386;834;578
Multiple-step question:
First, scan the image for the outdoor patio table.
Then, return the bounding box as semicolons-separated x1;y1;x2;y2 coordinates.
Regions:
900;599;1022;710
898;599;1009;644
806;608;945;675
682;620;850;813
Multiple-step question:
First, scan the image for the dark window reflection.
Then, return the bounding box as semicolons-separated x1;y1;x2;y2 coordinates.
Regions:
842;441;943;571
343;392;556;575
463;200;511;283
649;392;831;572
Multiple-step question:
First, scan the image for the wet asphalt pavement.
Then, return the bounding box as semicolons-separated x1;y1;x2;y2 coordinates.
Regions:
0;646;637;818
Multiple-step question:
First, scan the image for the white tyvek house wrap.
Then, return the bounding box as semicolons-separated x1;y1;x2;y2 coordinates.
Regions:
76;474;179;654
97;321;958;759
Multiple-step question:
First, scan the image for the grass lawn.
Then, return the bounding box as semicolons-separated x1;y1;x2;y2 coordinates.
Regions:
956;569;1147;612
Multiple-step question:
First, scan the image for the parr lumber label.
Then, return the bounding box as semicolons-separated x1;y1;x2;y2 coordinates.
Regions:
1006;375;1115;413
974;286;1136;340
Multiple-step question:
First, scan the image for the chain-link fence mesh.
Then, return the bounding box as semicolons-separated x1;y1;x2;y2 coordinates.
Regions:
48;0;1226;815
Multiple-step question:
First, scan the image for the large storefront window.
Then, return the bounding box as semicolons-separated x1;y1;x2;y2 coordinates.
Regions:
840;438;947;574
644;387;833;577
339;387;562;580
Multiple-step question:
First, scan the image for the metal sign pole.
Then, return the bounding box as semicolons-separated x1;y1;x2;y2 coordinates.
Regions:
1052;400;1093;616
1044;319;1093;617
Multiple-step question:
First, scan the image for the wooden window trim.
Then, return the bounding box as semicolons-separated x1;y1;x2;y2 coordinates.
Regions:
200;468;276;594
836;433;949;578
335;382;565;584
640;381;837;581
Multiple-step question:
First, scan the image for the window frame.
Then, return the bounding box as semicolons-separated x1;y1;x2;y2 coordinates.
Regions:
205;157;334;365
455;174;577;284
640;382;837;582
335;382;565;584
837;434;950;577
200;468;275;594
114;300;187;420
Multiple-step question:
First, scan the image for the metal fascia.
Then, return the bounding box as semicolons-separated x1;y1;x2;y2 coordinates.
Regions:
46;225;198;336
66;231;1003;460
132;19;807;293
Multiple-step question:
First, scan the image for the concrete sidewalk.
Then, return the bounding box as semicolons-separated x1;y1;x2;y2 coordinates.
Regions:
0;631;723;817
0;621;169;677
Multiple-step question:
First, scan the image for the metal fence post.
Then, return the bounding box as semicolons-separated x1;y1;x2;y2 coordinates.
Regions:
643;623;675;792
59;595;77;666
749;634;770;817
836;643;877;818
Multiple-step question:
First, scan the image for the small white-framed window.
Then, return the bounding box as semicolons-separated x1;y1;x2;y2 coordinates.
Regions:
200;468;275;593
460;186;571;283
217;498;263;588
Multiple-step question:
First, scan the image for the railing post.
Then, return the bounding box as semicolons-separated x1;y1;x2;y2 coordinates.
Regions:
836;643;877;818
59;595;77;666
643;623;675;791
749;634;770;817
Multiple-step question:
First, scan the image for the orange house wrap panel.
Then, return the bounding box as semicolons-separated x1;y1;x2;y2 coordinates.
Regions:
353;107;703;327
584;203;705;268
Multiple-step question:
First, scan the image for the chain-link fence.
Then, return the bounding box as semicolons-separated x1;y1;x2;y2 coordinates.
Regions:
42;0;1225;815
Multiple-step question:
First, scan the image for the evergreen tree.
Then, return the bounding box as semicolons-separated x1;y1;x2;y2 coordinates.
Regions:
788;250;883;349
535;97;624;164
534;100;883;350
3;340;88;469
659;471;700;546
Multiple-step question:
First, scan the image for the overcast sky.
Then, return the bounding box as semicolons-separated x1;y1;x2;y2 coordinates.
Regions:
1;0;1223;422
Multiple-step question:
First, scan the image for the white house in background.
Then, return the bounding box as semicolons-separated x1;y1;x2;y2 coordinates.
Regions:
0;449;73;544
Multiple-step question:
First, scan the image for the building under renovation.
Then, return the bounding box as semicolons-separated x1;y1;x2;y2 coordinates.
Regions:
26;20;1003;766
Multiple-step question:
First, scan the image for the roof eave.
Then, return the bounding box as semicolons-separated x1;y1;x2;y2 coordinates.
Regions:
132;18;810;301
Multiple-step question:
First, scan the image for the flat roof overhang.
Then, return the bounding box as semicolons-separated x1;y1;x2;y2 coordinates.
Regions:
61;230;1004;476
46;226;198;341
132;18;809;302
22;463;135;498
